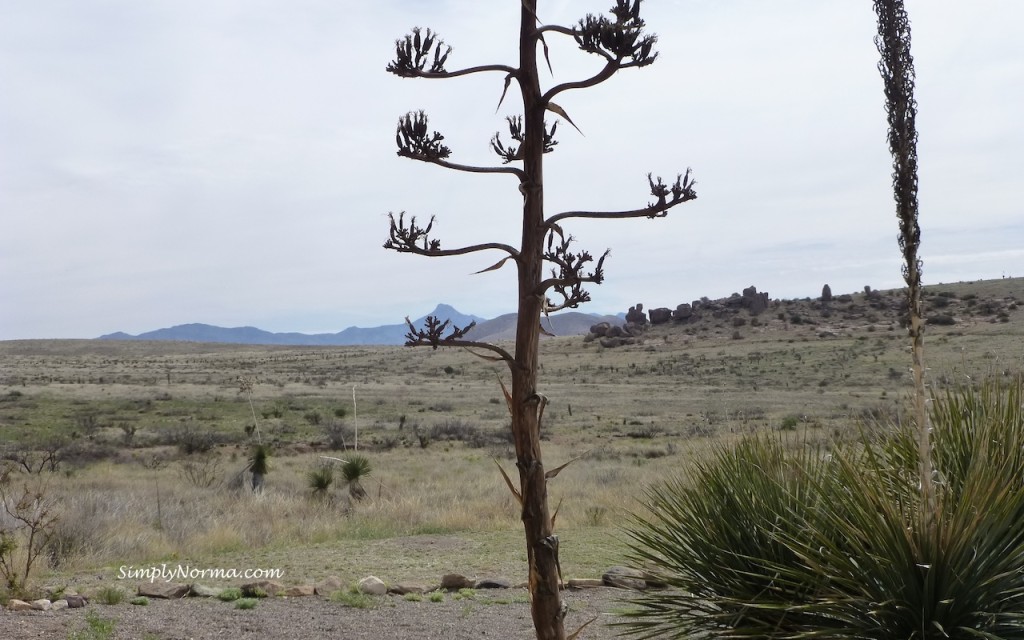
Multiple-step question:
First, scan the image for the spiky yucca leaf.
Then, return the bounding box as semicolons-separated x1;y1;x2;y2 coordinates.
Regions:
307;465;334;496
247;444;270;476
620;436;836;638
622;376;1024;640
785;421;1024;639
340;454;372;483
340;454;371;501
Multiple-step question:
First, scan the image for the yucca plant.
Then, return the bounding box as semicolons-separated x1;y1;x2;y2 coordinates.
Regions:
247;444;270;493
621;377;1024;639
620;435;837;638
785;379;1024;638
887;375;1024;504
340;454;371;501
307;464;334;500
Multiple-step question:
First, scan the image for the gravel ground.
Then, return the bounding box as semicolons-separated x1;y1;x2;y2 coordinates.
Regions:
1;588;638;640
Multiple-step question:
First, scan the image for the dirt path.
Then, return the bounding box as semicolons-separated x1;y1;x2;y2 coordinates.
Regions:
1;588;637;639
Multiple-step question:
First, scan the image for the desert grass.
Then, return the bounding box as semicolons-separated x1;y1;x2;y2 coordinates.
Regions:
1;279;1021;597
31;441;696;594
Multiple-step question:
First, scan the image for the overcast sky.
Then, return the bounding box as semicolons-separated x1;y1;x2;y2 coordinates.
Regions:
2;1;1021;340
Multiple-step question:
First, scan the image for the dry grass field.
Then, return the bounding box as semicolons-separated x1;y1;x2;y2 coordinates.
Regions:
0;278;1021;601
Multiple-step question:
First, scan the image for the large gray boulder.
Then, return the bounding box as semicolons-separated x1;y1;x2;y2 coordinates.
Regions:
602;566;648;590
138;582;190;599
357;576;387;596
742;285;770;315
648;307;672;324
673;303;693;320
589;322;610;337
625;304;647;325
440;573;475;590
315;576;345;596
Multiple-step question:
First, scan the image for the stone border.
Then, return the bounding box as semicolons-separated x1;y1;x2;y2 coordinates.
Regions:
2;567;662;614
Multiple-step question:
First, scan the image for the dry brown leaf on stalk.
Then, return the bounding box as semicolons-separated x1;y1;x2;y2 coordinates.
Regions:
547;102;583;135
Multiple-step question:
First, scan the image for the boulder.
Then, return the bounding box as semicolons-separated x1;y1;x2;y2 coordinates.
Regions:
440;573;475;590
281;585;316;597
189;583;223;598
589;322;610;337
673;303;692;320
648;307;672;325
625;304;647;325
51;599;69;611
30;599;52;611
821;284;833;302
741;286;770;315
388;582;430;595
602;566;648;591
623;322;646;337
605;325;623;338
6;599;33;612
315;576;345;596
567;578;605;589
138;582;189;599
473;577;512;589
356;576;387;596
241;580;284;598
748;295;769;315
65;595;88;608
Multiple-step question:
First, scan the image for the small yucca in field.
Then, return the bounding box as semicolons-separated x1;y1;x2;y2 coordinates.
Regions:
307;465;334;499
341;454;371;501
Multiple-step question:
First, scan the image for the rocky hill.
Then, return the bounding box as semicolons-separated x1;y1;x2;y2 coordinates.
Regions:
584;280;1023;347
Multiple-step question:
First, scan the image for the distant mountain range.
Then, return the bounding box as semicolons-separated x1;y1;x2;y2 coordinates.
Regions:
97;304;623;346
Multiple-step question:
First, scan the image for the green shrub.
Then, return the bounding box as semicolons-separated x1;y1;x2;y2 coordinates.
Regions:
95;585;124;605
429;591;445;603
217;587;243;602
621;376;1024;639
234;597;258;610
129;596;149;606
330;589;377;609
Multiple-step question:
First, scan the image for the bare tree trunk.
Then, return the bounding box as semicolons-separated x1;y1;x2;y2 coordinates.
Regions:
382;5;692;638
514;3;564;637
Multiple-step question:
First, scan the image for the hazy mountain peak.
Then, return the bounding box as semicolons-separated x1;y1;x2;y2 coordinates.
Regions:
413;304;484;328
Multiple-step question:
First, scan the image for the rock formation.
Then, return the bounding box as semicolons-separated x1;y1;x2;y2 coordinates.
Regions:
626;303;647;325
648;307;672;324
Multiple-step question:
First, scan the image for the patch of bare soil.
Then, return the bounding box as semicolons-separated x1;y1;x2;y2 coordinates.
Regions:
1;588;636;640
